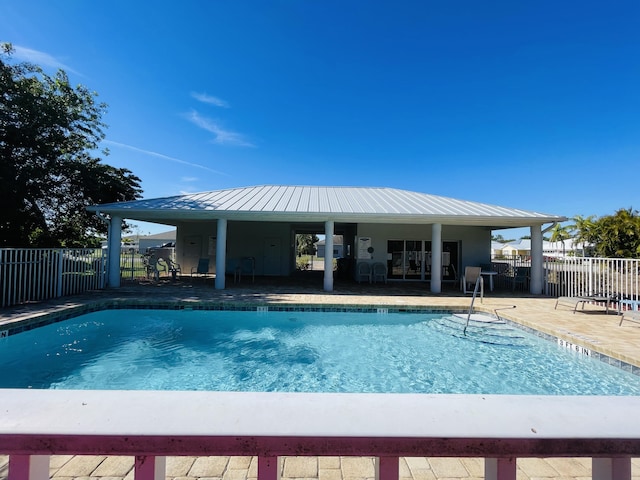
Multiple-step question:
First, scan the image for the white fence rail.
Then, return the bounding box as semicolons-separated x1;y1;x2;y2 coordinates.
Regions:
0;248;106;308
491;255;640;303
2;249;639;308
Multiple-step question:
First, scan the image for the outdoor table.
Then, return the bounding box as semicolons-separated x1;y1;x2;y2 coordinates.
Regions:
481;271;498;291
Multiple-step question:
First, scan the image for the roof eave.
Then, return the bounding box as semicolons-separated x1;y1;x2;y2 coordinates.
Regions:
87;206;566;228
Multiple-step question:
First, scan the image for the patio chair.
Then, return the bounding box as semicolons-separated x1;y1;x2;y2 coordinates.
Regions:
357;262;372;283
236;256;255;283
555;294;613;314
619;310;640;326
408;259;419;273
460;266;484;295
512;266;530;291
190;258;213;279
162;257;181;279
372;262;387;283
144;254;167;281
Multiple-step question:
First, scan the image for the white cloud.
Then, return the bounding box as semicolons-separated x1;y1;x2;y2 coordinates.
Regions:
104;140;228;176
184;110;255;148
8;44;81;75
191;92;230;108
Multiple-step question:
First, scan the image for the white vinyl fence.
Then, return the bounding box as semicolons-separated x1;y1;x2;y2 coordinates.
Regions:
491;255;640;302
0;248;106;308
2;248;639;308
545;257;640;300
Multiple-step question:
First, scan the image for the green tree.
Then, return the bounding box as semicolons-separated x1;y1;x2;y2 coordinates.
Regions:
296;234;319;256
491;234;515;243
591;208;640;258
549;223;572;257
0;43;142;247
568;214;597;256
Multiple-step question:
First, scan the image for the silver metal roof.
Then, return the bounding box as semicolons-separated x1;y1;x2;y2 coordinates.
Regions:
88;185;566;228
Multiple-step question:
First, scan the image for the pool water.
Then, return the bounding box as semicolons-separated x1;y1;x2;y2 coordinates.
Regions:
2;309;639;395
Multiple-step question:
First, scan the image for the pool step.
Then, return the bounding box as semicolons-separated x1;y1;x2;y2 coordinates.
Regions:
430;314;527;347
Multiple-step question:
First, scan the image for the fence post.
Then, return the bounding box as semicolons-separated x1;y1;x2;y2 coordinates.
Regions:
56;249;63;298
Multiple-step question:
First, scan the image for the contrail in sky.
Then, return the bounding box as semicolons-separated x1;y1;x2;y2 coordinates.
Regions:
104;140;228;176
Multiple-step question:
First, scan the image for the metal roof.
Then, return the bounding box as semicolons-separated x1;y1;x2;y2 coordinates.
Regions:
88;185;566;228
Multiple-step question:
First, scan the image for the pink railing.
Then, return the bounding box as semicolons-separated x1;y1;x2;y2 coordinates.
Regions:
1;390;639;480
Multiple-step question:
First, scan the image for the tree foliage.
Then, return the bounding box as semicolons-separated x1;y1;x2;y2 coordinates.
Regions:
491;234;515;243
0;43;142;247
296;233;318;256
590;208;640;258
549;223;572;256
568;210;640;258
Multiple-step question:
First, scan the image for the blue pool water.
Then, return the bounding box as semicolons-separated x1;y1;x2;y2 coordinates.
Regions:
1;308;639;395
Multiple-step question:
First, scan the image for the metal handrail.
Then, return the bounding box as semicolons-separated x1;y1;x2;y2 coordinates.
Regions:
463;276;482;335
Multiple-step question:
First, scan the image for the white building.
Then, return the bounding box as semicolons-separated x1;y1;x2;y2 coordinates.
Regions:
88;185;566;294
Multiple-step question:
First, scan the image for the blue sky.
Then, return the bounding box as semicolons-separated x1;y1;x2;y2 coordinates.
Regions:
2;1;639;238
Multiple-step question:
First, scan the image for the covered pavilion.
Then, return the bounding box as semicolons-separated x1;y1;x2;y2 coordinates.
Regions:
87;185;566;293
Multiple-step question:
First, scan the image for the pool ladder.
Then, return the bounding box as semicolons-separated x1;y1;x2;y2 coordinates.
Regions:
464;277;517;335
463;276;483;336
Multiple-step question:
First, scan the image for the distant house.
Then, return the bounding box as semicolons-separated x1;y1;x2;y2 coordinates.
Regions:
491;241;507;257
138;230;176;253
316;236;344;258
493;239;582;259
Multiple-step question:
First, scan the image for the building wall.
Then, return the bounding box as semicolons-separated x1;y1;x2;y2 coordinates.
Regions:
176;222;218;274
226;221;292;276
355;224;491;272
176;220;492;280
176;220;293;276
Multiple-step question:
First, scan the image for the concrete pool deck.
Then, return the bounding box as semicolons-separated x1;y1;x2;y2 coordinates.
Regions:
1;277;640;479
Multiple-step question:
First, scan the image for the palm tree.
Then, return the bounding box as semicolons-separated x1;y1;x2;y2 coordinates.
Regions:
568;215;597;256
593;208;640;258
549;223;572;258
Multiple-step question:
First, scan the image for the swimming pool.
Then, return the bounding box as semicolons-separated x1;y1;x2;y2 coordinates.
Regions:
2;307;640;395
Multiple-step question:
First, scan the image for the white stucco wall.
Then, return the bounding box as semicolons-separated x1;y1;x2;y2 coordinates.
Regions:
177;220;293;276
446;225;492;270
176;222;218;275
355;224;491;272
176;220;492;281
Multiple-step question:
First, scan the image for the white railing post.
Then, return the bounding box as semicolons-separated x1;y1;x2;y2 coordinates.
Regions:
134;455;166;480
8;454;50;480
485;457;516;480
592;457;631;480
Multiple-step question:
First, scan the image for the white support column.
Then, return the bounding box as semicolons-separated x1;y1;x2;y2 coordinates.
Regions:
134;455;166;480
107;215;122;288
485;457;516;480
8;455;50;480
530;224;543;295
593;458;631;480
324;221;335;292
431;223;442;293
215;219;227;290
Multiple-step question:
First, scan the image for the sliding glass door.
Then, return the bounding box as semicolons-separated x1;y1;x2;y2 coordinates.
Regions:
387;240;428;280
387;240;459;281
